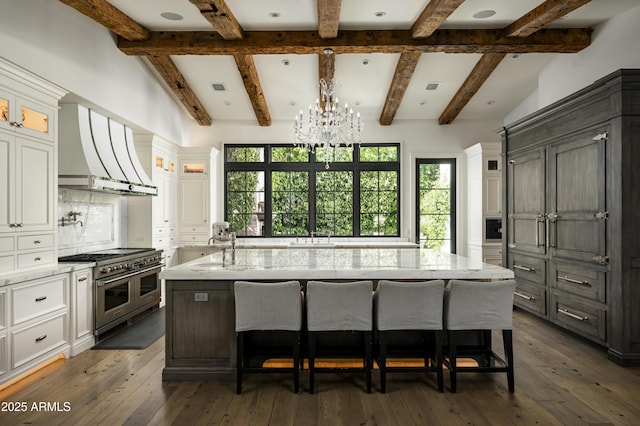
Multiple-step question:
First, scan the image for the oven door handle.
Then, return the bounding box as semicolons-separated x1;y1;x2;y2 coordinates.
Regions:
96;265;162;287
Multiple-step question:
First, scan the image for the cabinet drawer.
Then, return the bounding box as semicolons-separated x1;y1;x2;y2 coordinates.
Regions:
12;313;66;369
549;262;605;303
17;234;54;250
509;253;546;286
179;233;209;244
0;255;14;274
17;250;54;269
483;246;502;257
0;236;13;253
11;275;67;325
549;290;606;344
514;281;546;316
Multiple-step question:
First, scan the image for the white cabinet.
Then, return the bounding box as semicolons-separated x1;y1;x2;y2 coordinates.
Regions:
0;289;6;379
127;135;179;250
465;143;502;265
69;267;94;356
0;86;56;141
8;273;70;374
0;58;65;275
178;147;219;244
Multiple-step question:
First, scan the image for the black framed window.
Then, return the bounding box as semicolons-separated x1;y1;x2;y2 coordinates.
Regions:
415;158;456;253
224;143;400;237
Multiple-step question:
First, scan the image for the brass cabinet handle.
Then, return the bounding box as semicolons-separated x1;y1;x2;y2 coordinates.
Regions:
35;334;48;343
78;277;88;282
35;296;47;302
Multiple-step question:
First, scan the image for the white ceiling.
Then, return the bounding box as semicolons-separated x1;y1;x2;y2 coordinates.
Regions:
106;0;640;125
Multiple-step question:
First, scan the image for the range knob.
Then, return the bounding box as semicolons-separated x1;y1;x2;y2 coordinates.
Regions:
100;266;111;273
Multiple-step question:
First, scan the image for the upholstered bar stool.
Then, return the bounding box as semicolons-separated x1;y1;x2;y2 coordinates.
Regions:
234;280;303;394
443;279;517;393
306;280;373;394
374;279;445;393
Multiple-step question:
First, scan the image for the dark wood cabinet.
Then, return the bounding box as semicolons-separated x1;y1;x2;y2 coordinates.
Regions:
501;69;640;366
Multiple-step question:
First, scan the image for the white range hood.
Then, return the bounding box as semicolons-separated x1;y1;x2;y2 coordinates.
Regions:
58;104;157;196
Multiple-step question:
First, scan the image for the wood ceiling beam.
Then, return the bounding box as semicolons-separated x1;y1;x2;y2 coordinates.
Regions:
438;53;506;125
379;52;422;126
189;0;271;126
317;0;342;38
411;0;466;38
234;55;271;126
145;55;212;126
505;0;592;37
58;0;149;40
189;0;244;40
118;28;591;56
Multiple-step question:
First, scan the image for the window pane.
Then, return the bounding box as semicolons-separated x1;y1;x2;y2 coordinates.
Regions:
272;146;309;162
226;170;265;236
226;147;264;162
360;145;398;162
360;170;399;236
271;171;309;236
316;146;353;164
416;159;455;252
316;171;353;235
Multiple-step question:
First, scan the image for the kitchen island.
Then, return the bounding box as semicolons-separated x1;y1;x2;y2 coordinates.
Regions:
160;248;514;381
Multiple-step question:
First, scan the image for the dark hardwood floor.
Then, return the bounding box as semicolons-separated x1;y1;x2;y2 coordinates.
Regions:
1;309;640;425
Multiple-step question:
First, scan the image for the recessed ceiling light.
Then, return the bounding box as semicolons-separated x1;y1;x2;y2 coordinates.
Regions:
355;101;361;106
224;101;232;106
362;59;370;66
486;100;496;105
289;101;297;107
424;82;440;91
211;83;227;91
512;54;521;59
374;11;386;18
269;12;280;18
473;10;496;19
420;100;427;106
282;59;291;66
160;12;183;21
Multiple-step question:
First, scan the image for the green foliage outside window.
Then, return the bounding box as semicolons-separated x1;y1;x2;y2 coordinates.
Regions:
418;163;452;251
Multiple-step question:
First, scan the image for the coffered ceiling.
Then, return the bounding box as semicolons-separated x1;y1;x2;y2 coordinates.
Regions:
58;0;640;127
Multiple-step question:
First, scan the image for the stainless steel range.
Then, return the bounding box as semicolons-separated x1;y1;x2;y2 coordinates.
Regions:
59;248;163;336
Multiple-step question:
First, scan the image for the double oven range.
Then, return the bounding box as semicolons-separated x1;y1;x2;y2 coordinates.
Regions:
59;248;163;336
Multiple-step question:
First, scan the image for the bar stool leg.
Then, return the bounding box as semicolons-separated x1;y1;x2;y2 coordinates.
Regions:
309;332;316;394
379;332;387;393
292;332;300;393
449;331;457;393
503;330;515;393
365;331;372;394
434;330;444;392
236;332;244;394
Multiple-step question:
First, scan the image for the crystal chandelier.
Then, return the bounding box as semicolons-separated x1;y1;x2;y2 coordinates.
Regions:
294;69;363;168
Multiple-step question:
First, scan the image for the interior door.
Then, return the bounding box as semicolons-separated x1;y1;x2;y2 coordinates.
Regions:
547;128;607;265
507;148;546;255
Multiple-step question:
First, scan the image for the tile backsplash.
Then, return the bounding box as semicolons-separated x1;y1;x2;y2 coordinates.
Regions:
58;189;128;256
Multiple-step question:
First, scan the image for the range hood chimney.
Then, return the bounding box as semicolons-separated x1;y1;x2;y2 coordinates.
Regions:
58;104;157;196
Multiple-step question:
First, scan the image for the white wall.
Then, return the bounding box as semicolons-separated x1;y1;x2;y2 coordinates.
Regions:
0;0;189;145
505;4;640;124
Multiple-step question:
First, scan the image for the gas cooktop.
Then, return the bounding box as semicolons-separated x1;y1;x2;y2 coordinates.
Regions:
58;248;155;262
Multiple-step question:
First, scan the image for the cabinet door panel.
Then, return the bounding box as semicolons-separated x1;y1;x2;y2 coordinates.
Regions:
17;138;53;231
548;129;606;263
0;133;15;232
507;149;546;254
179;179;209;229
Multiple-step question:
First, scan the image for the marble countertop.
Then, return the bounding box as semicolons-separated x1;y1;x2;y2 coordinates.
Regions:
0;262;95;287
161;248;513;281
180;239;418;250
